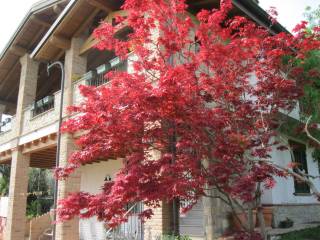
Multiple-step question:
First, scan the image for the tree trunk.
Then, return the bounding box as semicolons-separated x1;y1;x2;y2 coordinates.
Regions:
256;190;267;240
171;198;180;237
247;203;255;233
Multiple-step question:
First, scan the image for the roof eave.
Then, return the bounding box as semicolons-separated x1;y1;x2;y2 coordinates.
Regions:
0;0;68;61
233;0;290;34
30;0;78;60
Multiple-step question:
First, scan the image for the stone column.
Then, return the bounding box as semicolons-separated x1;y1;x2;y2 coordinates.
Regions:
55;37;87;240
144;201;174;240
203;191;218;240
15;54;39;136
5;151;30;240
4;54;39;240
203;190;229;240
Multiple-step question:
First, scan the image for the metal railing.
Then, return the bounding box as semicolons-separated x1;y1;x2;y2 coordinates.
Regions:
86;57;128;87
105;203;144;240
0;117;12;132
31;95;55;117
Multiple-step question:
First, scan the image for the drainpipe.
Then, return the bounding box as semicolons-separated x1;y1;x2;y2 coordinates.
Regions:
47;61;65;239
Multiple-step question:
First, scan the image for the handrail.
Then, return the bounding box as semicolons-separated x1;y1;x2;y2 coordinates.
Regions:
105;202;144;240
105;203;138;236
0;117;12;132
31;95;55;117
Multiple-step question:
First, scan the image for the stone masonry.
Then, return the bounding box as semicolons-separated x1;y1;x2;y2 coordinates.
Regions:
272;204;320;227
4;54;39;240
144;201;174;240
55;37;87;240
5;151;31;240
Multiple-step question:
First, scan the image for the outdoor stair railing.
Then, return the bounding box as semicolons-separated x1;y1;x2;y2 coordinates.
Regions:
105;202;144;240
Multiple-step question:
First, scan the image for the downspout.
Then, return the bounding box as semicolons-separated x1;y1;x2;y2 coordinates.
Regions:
47;61;65;239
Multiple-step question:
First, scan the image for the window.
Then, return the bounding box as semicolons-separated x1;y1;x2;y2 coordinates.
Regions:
289;140;310;194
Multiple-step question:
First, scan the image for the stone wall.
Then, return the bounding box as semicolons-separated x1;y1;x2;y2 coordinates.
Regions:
72;78;86;106
28;212;52;240
272;204;320;227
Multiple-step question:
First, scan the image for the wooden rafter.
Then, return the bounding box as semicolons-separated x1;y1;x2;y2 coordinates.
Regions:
53;4;63;15
27;26;46;50
74;8;101;37
0;99;16;109
9;45;28;57
190;0;215;6
30;15;51;28
0;62;19;89
79;10;128;55
49;35;71;50
21;133;57;154
86;0;112;13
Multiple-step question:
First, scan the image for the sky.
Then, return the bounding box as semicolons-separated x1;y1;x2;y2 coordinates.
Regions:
259;0;320;31
0;0;319;52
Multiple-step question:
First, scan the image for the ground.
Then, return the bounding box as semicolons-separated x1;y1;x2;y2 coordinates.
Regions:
280;227;320;240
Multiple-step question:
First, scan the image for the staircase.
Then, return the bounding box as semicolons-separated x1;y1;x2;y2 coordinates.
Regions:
105;203;144;240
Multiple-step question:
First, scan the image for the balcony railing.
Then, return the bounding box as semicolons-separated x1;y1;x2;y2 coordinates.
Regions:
86;57;128;87
0;117;12;133
31;95;55;117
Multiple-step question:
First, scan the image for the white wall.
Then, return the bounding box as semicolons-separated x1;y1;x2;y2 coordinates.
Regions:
79;160;123;240
80;160;123;194
262;139;320;205
0;197;8;218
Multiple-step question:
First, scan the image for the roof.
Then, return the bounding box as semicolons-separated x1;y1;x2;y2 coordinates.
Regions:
233;0;289;34
31;0;289;60
0;0;68;61
32;0;121;60
0;0;69;111
0;0;289;113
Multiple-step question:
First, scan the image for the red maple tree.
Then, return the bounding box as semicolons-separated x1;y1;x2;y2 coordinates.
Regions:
56;0;320;238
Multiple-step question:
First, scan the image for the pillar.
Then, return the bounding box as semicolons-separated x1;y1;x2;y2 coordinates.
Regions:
4;54;39;240
55;37;87;240
144;201;175;240
5;152;30;240
203;190;218;240
203;190;229;240
15;54;39;136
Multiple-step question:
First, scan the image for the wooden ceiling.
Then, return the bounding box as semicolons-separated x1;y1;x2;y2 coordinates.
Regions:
30;146;57;169
0;146;57;169
34;0;123;61
0;0;69;114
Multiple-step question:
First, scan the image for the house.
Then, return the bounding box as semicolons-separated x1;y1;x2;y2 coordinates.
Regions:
0;0;318;240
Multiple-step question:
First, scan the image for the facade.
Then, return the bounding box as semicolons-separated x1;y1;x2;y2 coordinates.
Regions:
0;0;318;240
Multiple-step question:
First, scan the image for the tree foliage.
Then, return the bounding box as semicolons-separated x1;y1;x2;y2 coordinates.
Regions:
27;168;54;218
55;0;320;238
305;5;320;29
0;165;10;196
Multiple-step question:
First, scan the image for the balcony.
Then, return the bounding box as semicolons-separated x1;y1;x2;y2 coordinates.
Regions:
0;117;13;133
21;91;61;136
0;56;131;149
85;57;128;87
73;56;128;105
0;116;16;148
31;95;55;117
